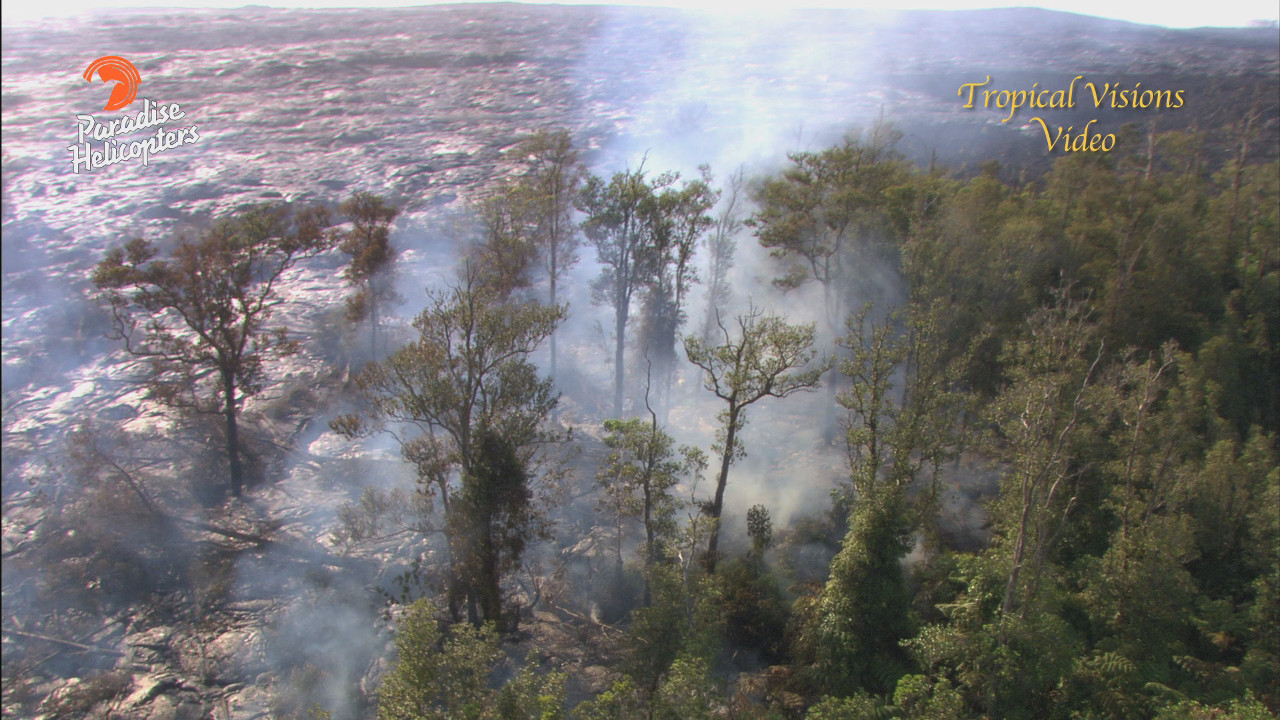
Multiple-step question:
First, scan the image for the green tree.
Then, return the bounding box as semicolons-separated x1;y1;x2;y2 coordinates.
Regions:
508;129;587;384
838;303;955;501
803;693;892;720
596;412;706;606
713;504;789;664
448;427;542;628
571;677;645;720
891;674;970;720
748;126;913;448
379;599;567;720
651;655;717;720
93;203;334;497
494;656;569;720
637;167;718;416
1153;693;1276;720
683;307;827;571
717;555;790;664
379;601;500;720
800;482;912;697
903;558;1082;720
621;562;725;713
746;504;773;561
339;192;401;358
1202;155;1279;437
334;265;565;625
799;303;953;698
579;166;676;417
590;508;725;712
1063;345;1210;688
749;124;908;338
987;290;1104;619
471;186;541;298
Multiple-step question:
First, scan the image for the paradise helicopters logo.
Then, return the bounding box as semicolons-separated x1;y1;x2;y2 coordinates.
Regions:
69;56;202;174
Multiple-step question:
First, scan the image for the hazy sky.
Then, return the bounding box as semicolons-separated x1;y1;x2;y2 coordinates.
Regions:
2;0;1278;28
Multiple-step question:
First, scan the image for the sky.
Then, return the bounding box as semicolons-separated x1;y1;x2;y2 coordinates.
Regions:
3;0;1278;28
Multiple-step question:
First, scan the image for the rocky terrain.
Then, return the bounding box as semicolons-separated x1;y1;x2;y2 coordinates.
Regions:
2;5;1277;718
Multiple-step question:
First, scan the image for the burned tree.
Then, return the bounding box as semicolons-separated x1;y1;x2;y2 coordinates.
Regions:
683;307;827;571
93;204;334;497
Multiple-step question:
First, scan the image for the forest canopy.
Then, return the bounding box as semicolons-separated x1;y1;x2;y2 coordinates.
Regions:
14;114;1277;720
362;120;1280;719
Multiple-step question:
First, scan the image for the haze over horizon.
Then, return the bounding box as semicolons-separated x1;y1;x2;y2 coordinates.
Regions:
3;0;1278;29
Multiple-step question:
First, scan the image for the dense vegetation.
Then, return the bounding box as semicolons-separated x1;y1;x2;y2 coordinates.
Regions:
367;118;1278;719
20;114;1274;719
